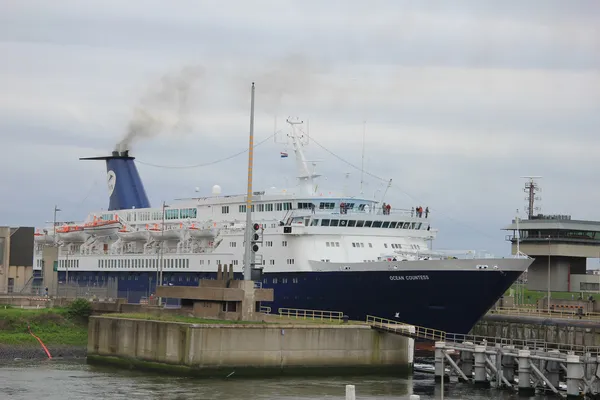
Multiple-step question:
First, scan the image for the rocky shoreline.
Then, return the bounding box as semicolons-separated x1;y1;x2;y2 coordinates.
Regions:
0;344;87;362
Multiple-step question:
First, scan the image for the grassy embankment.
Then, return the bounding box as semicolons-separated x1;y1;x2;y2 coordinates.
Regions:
0;307;88;346
506;286;600;305
0;307;353;346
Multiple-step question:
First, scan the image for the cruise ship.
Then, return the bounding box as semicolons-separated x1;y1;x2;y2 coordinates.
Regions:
33;119;533;333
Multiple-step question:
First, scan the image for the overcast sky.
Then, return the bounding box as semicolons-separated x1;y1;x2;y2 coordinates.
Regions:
1;1;599;258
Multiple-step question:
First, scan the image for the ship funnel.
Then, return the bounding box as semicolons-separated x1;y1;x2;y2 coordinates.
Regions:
80;151;150;211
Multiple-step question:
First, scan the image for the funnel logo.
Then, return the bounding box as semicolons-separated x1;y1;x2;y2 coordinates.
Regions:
107;170;116;196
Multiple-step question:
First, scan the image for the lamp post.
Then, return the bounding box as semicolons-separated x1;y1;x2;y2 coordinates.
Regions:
547;235;551;313
53;205;61;246
156;201;169;304
53;205;61;296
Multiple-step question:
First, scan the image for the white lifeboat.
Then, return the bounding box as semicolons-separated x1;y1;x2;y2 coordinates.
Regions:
34;229;55;244
147;223;183;241
117;226;150;242
187;221;219;239
56;225;88;243
83;215;122;237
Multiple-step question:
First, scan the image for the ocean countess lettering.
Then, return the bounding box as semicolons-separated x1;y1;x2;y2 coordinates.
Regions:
389;275;429;281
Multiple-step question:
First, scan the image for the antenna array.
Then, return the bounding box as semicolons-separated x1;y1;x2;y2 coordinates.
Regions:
521;176;542;219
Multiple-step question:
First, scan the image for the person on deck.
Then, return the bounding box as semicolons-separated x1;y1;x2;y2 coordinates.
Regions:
425;207;429;218
386;204;391;215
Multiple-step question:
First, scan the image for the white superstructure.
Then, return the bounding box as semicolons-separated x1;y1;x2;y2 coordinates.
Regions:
33;119;441;277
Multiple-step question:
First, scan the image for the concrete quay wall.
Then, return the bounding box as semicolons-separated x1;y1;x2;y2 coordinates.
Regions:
472;314;600;347
87;316;413;376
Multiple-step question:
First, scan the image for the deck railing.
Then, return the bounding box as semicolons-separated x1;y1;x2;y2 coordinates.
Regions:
278;308;344;321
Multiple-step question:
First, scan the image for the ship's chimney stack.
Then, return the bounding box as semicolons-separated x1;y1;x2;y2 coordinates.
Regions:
80;150;150;211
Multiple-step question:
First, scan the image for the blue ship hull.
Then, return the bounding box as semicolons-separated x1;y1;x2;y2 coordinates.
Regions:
57;268;520;334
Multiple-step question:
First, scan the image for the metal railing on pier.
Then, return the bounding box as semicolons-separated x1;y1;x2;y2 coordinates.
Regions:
366;315;446;341
259;305;271;314
490;306;600;321
366;314;600;357
278;308;344;322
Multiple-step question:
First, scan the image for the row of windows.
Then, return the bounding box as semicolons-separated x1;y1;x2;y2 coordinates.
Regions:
57;260;80;269
92;257;296;268
268;277;300;284
317;219;424;230
324;241;423;250
236;202;294;214
98;258;190;269
228;240;287;248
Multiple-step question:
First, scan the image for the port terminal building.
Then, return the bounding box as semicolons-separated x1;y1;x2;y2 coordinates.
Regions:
0;226;36;294
504;214;600;293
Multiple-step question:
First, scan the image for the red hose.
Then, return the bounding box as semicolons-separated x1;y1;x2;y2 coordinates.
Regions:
28;325;52;359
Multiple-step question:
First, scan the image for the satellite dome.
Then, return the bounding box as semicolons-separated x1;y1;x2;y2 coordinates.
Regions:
212;185;222;195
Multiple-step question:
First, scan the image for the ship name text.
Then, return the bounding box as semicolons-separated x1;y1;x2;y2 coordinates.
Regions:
389;275;429;281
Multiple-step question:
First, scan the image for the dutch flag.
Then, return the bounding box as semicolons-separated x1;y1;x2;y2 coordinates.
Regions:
280;152;288;158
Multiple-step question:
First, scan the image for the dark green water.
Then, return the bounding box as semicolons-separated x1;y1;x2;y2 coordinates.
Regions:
0;360;554;399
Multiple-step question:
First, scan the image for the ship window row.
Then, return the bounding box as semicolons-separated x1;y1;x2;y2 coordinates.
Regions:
237;202;293;213
98;258;190;269
326;241;340;247
317;219;424;230
150;208;198;220
319;202;355;210
352;242;365;248
267;277;300;284
57;259;79;269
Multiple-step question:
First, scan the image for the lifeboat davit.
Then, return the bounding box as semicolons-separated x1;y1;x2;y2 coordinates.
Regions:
187;222;219;239
147;223;183;241
34;229;56;244
56;225;88;243
83;215;122;237
117;227;150;242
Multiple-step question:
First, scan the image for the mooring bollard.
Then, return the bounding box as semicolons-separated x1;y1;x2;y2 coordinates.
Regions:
434;341;446;382
474;345;489;388
345;384;356;400
566;354;583;399
517;349;535;396
459;342;474;382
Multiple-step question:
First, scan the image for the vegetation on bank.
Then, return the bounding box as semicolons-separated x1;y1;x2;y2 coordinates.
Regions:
506;286;600;304
0;302;90;346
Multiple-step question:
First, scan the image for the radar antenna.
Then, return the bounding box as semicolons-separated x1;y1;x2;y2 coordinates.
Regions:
521;176;542;219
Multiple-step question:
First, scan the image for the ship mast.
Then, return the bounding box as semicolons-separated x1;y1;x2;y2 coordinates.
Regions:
286;118;320;195
243;83;256;281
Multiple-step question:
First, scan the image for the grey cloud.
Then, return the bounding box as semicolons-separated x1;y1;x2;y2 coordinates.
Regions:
1;0;600;258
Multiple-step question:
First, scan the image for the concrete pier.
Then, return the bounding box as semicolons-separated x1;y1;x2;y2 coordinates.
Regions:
87;316;413;376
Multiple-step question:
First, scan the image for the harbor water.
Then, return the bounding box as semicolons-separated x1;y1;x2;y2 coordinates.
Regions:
1;359;556;399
